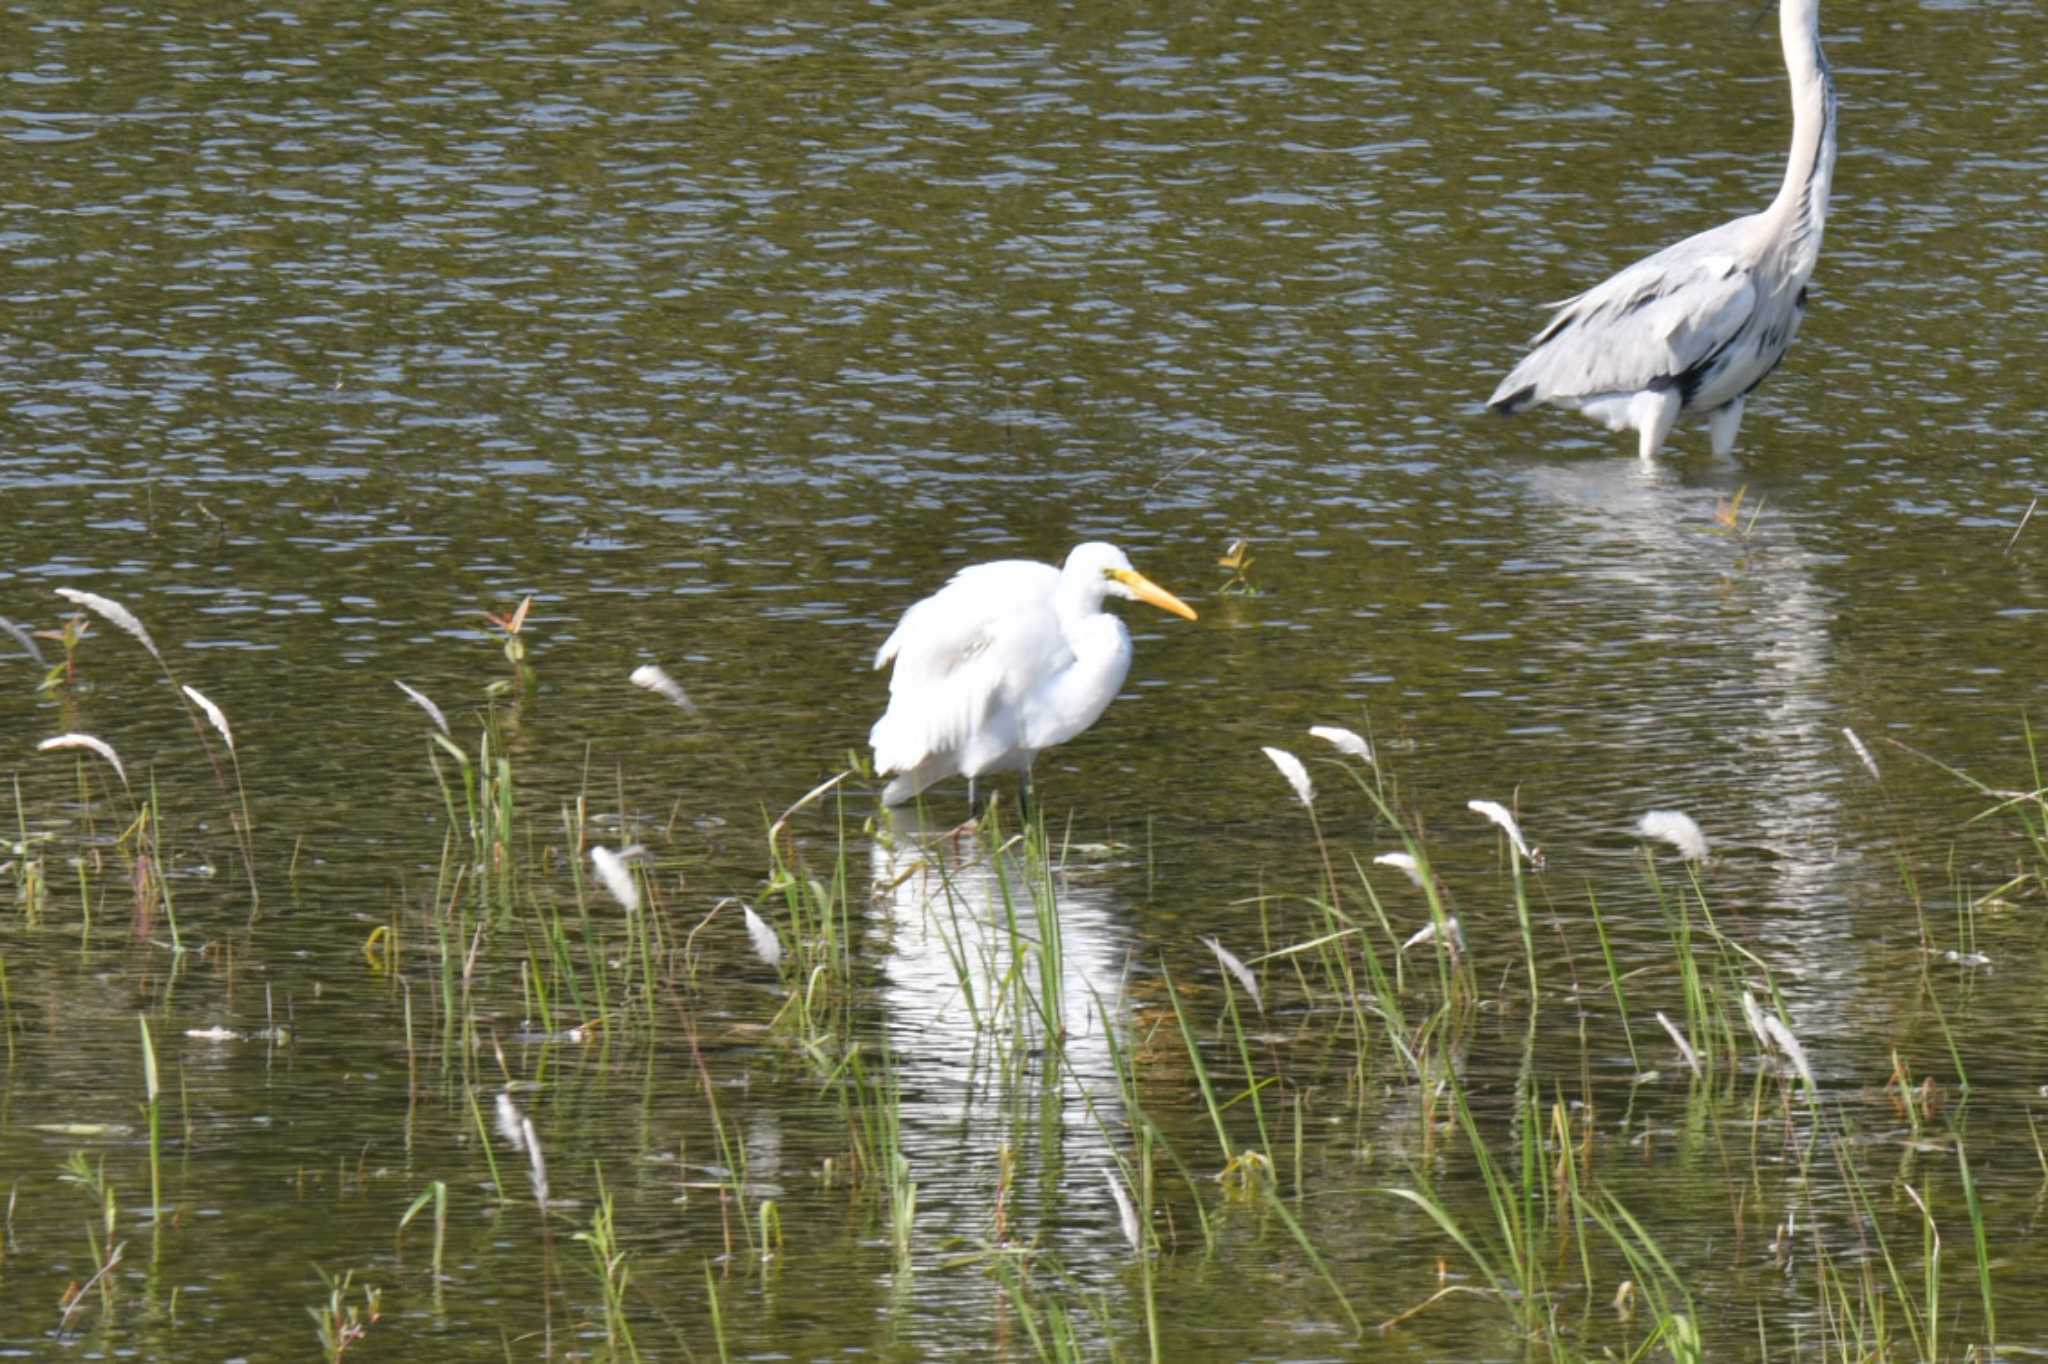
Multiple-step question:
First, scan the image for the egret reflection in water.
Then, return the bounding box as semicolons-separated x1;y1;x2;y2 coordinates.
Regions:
867;803;1134;1245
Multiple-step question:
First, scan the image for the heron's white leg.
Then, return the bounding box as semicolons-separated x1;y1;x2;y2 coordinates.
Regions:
1708;397;1746;457
1628;389;1683;462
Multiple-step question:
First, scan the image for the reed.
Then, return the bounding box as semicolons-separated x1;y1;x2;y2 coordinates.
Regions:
57;1151;123;1334
1577;1189;1701;1364
840;1043;916;1266
308;1265;381;1362
396;1180;448;1285
703;1260;730;1364
1956;1132;1996;1352
763;774;858;1043
138;1017;162;1226
578;1165;642;1362
51;589;260;905
13;632;2046;1363
990;1254;1092;1363
682;1007;755;1252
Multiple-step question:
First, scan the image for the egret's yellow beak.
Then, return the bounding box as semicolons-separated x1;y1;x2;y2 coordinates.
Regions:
1110;568;1198;622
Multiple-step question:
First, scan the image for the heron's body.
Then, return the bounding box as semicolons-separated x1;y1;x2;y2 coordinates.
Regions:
1489;0;1837;461
869;543;1196;808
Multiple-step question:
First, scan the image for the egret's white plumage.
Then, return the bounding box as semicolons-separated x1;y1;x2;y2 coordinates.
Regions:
869;542;1197;807
1489;0;1837;461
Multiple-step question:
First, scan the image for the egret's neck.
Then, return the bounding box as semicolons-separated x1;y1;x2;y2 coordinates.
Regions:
1040;588;1131;747
1035;613;1131;748
1764;0;1836;274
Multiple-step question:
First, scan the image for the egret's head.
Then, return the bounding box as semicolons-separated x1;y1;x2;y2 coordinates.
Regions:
1066;542;1199;621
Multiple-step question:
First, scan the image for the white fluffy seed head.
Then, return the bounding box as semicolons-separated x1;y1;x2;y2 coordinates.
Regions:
182;685;234;752
0;616;46;667
1740;990;1769;1050
395;679;451;737
1842;727;1880;781
630;664;697;713
742;904;783;970
1373;851;1425;889
1307;725;1373;764
1655;1011;1702;1077
1760;1013;1815;1090
1202;936;1263;1013
589;845;640;914
1103;1166;1141;1252
1401;915;1465;955
1468;799;1539;866
522;1116;549;1208
495;1091;527;1151
55;587;163;666
1261;746;1314;808
1638;810;1708;862
38;733;130;791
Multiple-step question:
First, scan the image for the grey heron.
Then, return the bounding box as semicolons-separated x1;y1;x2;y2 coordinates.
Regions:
1488;0;1837;461
868;543;1198;808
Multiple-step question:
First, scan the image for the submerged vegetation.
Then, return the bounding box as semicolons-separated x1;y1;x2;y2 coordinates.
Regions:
3;587;2045;1361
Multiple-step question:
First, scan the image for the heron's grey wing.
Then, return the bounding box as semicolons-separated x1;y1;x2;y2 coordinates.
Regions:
1489;236;1760;410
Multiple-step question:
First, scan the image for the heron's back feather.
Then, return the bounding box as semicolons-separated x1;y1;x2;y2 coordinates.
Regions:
1488;222;1765;413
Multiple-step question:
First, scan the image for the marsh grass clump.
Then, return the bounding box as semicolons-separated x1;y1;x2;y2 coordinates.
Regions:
49;588;260;908
56;1152;123;1335
11;628;2043;1362
308;1265;382;1362
577;1165;642;1362
759;772;859;1042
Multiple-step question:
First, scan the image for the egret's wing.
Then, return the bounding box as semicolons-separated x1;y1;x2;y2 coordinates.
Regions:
869;561;1064;775
1489;225;1760;410
869;644;1009;777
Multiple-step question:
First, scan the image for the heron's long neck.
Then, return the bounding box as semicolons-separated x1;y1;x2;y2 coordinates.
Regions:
1764;0;1836;274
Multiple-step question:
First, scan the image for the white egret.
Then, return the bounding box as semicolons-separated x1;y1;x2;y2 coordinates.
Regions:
869;542;1198;808
1488;0;1837;461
